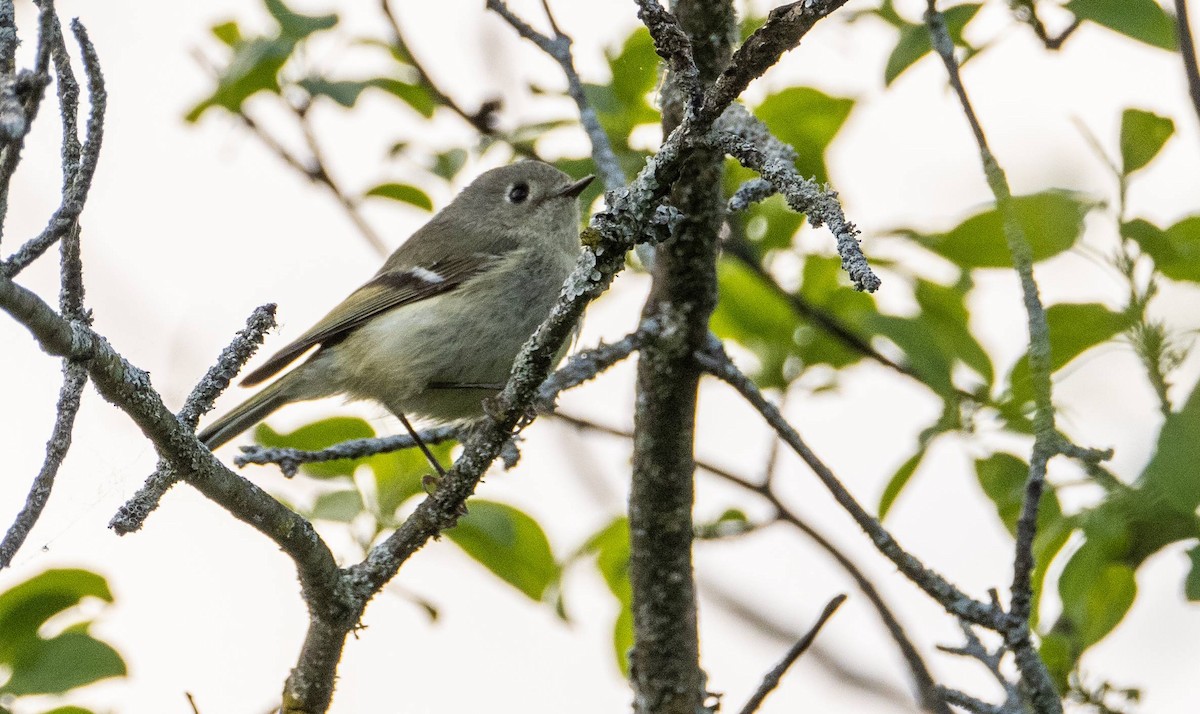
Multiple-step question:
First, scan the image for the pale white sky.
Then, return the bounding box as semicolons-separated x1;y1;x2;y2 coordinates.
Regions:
2;1;1199;712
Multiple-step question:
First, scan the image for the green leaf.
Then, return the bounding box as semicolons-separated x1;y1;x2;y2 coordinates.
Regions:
582;28;660;152
868;314;955;394
607;28;660;122
1120;108;1174;175
446;500;559;601
914;278;993;385
1186;545;1200;601
1064;0;1177;50
1123;216;1200;283
695;508;753;539
431;148;468;181
1039;631;1074;691
1136;379;1200;514
579;518;632;674
185;37;293;122
711;258;801;388
298;78;370;108
1;632;125;696
254;416;376;479
756;87;855;184
1007;303;1133;404
371;440;454;519
369;78;436;118
903;190;1093;269
883;4;982;86
878;449;926;520
264;0;337;40
211;21;242;47
0;570;124;697
186;1;337;122
0;569;112;660
40;707;96;714
1058;541;1138;647
310;489;364;523
364;183;433;211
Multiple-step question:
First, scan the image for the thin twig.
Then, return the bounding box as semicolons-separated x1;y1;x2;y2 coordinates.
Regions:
558;411;951;714
234;424;460;476
925;4;1098;711
1176;0;1200;128
485;0;625;190
0;361;87;569
0;0;54;243
1;18;104;280
1009;0;1080;50
739;594;847;714
535;329;645;410
696;338;999;629
296;104;388;256
380;0;502;137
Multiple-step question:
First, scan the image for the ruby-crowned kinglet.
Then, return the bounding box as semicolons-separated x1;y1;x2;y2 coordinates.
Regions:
198;161;593;449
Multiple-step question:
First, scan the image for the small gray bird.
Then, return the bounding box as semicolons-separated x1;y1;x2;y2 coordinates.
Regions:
199;161;593;450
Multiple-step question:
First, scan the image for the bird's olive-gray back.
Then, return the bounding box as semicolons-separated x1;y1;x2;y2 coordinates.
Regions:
390;161;581;271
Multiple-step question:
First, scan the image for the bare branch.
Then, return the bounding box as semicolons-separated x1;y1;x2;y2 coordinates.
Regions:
739;594;847;714
0;361;87;569
0;273;343;612
925;5;1109;709
1008;0;1081;50
696;338;1000;629
296;104;389;256
0;0;14;76
485;0;625;190
111;304;278;531
695;458;951;714
936;620;1023;714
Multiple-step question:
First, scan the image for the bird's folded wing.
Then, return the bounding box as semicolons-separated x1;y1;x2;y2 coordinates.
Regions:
240;252;500;386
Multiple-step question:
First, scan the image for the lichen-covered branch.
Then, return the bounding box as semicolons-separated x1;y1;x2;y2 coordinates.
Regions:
714;104;879;292
925;4;1108;710
0;274;343;610
700;0;850;126
111;305;278;534
0;361;86;569
178;304;277;430
235;425;460;475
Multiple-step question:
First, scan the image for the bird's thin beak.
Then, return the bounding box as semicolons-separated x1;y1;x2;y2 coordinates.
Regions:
557;174;595;199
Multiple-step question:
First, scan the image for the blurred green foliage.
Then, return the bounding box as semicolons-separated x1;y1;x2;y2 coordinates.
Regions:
0;569;125;713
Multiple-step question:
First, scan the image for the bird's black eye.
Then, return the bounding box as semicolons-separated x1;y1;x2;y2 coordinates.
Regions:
507;182;530;204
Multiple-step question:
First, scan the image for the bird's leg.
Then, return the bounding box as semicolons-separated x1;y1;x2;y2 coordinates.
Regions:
396;411;448;481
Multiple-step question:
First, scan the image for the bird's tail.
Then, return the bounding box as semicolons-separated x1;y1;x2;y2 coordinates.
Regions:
198;375;296;450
